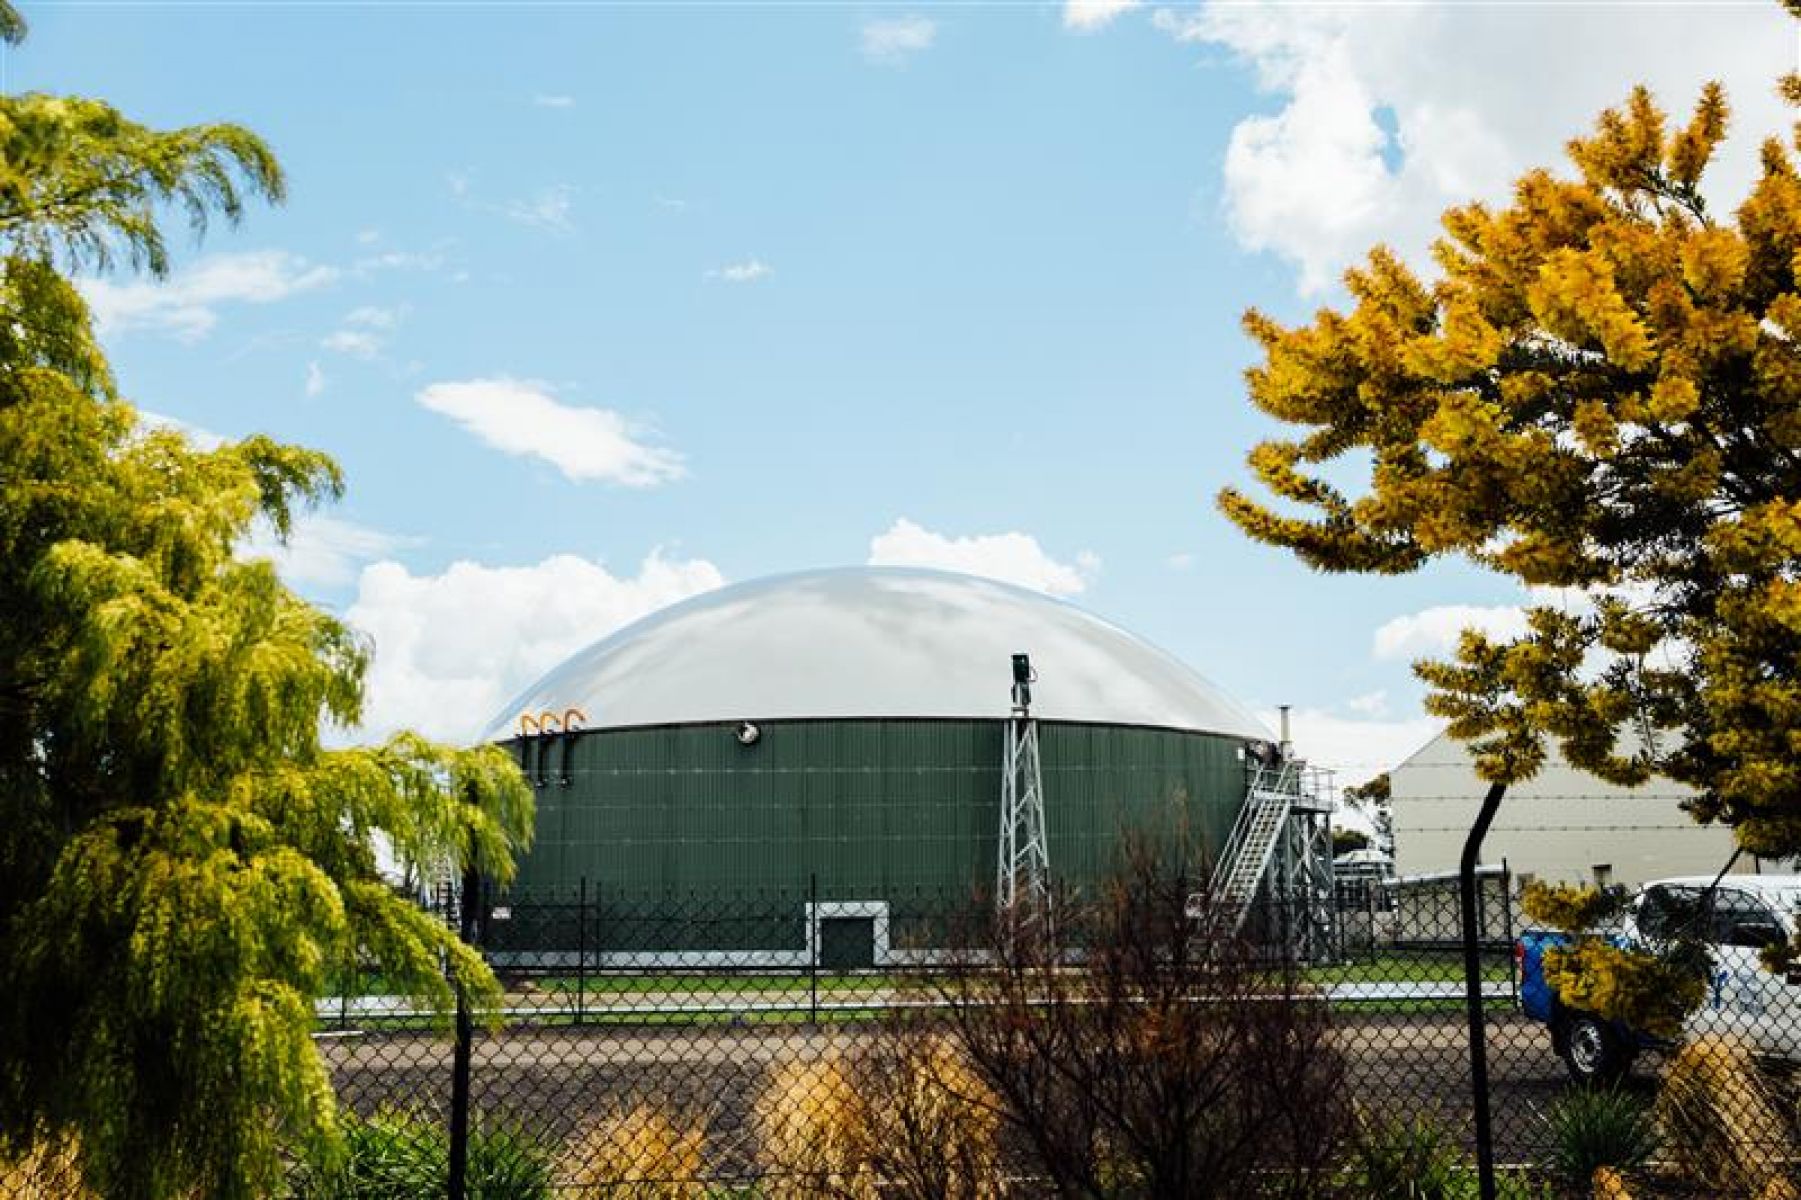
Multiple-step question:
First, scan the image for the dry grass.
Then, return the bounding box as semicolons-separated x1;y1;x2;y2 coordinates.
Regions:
754;1053;873;1199
557;1104;707;1199
752;1034;1004;1199
0;1136;93;1199
1591;1165;1632;1200
1654;1034;1793;1194
847;1032;1005;1200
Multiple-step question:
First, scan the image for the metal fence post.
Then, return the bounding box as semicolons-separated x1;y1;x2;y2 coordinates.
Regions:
1363;880;1375;964
576;877;587;1026
1460;783;1507;1200
809;873;819;1024
1502;858;1517;1003
448;864;481;1200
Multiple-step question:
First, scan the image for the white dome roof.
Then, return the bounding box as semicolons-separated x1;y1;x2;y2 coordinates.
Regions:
482;567;1271;741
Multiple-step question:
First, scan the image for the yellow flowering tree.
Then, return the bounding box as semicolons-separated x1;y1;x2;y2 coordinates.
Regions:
1520;882;1710;1038
0;9;532;1197
1222;47;1801;861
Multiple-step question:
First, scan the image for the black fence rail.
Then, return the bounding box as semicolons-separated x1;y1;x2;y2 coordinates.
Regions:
287;876;1801;1197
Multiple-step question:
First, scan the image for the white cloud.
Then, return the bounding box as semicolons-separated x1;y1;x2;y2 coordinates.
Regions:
1160;3;1794;294
355;229;381;246
506;186;575;232
867;518;1099;597
321;305;404;360
81;250;338;340
533;93;576;108
1064;0;1140;32
1261;704;1442;788
352;248;446;277
343;305;401;329
345;551;725;742
415;377;686;487
135;409;225;451
708;259;773;284
447;171;471;199
242;514;409;589
1372;603;1531;662
1166;552;1195;571
862;15;936;63
305;361;326;397
322;329;383;358
1344;689;1389;718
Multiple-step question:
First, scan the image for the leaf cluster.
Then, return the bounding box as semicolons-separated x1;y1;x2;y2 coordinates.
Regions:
1219;60;1801;857
1519;880;1631;932
290;1107;553;1200
0;91;282;277
1541;939;1707;1041
1539;1086;1658;1186
0;21;531;1198
1521;881;1712;1038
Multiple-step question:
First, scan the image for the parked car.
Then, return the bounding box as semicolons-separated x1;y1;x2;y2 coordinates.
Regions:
1517;874;1801;1083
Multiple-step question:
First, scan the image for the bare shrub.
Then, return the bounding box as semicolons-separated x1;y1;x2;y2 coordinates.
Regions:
1654;1034;1792;1194
557;1104;707;1199
930;842;1351;1199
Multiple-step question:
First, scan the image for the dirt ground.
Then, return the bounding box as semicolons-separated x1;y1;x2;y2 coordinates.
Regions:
318;1005;1583;1178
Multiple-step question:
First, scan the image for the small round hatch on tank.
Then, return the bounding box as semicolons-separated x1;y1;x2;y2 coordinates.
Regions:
734;721;761;747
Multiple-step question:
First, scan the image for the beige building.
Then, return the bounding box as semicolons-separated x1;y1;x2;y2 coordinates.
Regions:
1389;730;1753;887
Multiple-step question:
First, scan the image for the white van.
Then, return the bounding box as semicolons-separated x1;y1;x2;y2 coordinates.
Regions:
1640;875;1801;1059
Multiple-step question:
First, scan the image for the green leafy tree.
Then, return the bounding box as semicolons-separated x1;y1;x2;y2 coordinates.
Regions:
1342;774;1390;807
1220;46;1801;861
1342;773;1392;854
0;11;533;1197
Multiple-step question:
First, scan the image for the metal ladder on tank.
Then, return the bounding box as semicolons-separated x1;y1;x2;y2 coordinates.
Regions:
1194;758;1297;937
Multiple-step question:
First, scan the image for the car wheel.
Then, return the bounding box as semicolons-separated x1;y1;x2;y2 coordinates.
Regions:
1559;1012;1633;1085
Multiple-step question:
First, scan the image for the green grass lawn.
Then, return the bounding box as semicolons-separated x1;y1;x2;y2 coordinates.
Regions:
1301;952;1514;986
317;951;1520;1032
531;972;914;995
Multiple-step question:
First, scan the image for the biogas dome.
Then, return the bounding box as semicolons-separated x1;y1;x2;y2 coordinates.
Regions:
481;567;1323;965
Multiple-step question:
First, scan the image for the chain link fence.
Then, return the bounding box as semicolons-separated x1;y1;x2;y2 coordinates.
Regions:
286;869;1801;1198
6;869;1798;1196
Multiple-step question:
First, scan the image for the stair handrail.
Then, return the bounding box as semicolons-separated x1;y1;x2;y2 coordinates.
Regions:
1200;757;1298;931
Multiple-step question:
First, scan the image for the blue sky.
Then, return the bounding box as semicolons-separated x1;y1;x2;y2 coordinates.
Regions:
24;0;1796;783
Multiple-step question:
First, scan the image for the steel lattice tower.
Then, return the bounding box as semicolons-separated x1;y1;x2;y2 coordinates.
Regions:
997;654;1051;922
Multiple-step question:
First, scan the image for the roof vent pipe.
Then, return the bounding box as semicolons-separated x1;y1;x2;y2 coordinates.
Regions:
1278;704;1292;759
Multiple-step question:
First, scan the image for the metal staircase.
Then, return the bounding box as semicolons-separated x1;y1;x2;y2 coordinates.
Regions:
1201;759;1299;936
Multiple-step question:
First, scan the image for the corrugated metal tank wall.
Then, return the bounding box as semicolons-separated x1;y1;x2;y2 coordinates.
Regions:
503;717;1246;900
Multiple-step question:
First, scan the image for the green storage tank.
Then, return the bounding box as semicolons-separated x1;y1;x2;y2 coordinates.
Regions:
481;567;1272;966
